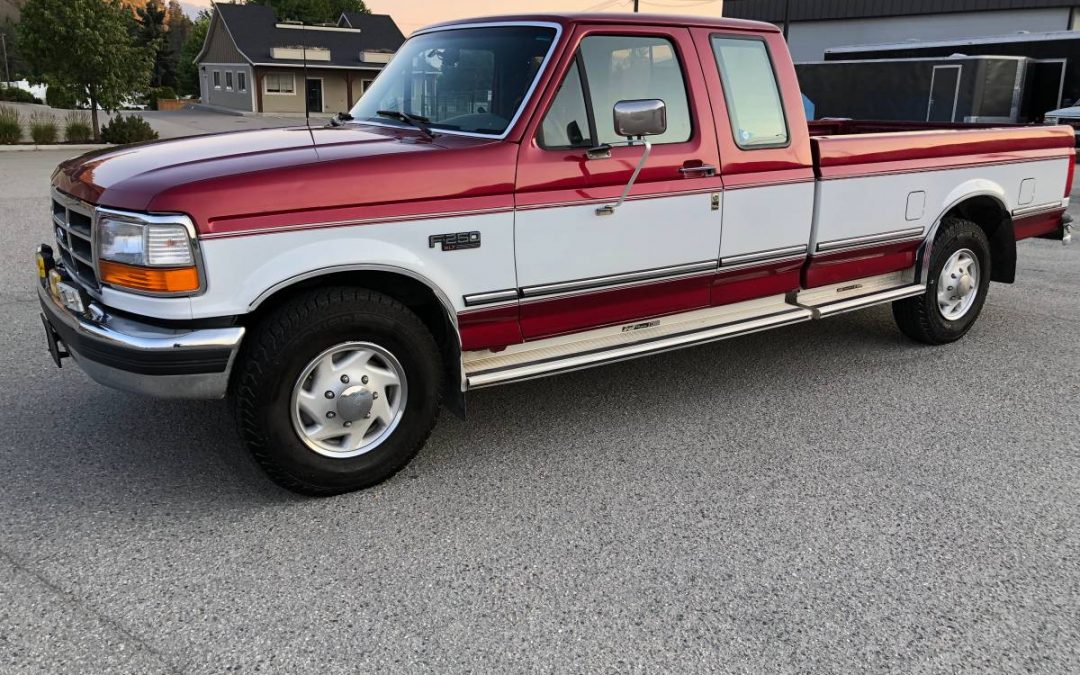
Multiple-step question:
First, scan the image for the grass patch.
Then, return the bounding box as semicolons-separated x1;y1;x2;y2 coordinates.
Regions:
0;105;22;144
30;112;58;144
65;111;93;143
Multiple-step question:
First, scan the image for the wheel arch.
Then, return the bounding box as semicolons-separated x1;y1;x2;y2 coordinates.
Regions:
918;185;1014;285
244;265;467;417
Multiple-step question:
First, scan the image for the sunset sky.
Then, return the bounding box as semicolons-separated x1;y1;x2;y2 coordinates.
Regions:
183;0;725;36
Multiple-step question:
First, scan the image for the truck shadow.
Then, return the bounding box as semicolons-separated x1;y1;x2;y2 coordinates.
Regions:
12;305;913;513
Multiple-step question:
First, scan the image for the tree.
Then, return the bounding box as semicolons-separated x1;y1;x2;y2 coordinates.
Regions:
136;0;171;88
19;0;152;140
164;1;192;74
1;19;28;82
176;8;208;97
247;0;369;25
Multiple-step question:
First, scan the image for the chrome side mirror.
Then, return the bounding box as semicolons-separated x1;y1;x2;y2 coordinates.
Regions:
595;99;667;216
613;99;667;138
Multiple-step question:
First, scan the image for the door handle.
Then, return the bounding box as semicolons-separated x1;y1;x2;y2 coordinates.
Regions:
679;164;717;177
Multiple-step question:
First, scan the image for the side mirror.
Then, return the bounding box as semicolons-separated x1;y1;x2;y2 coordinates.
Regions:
594;99;666;216
613;99;667;138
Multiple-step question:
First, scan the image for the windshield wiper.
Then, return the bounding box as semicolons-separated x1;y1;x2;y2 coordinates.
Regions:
376;110;435;138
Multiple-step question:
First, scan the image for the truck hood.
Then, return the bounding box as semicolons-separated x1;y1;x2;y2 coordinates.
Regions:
52;124;517;236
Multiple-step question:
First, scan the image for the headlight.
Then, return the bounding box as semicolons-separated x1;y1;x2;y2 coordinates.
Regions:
96;210;201;294
1045;116;1059;125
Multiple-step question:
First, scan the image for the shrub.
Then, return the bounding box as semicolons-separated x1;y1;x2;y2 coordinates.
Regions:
100;114;158;144
64;111;93;143
0;85;41;104
144;86;179;110
45;84;81;110
0;105;22;144
29;112;58;144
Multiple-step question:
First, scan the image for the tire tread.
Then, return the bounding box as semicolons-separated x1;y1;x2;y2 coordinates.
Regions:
233;286;441;496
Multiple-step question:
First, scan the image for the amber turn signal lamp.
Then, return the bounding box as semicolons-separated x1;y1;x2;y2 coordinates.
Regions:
99;260;199;293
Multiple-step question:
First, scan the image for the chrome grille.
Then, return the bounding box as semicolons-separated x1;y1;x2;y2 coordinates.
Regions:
52;191;100;292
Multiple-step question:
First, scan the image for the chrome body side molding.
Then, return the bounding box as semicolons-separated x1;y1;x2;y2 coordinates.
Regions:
816;227;924;253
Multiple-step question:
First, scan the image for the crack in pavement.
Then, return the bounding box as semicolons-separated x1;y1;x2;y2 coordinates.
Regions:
0;547;186;675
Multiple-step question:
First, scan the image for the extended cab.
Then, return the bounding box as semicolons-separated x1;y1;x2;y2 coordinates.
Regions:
37;14;1075;495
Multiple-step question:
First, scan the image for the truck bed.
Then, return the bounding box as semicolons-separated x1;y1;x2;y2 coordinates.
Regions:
809;124;1075;179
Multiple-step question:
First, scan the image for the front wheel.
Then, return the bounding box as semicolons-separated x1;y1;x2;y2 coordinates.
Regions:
233;287;442;495
893;216;991;345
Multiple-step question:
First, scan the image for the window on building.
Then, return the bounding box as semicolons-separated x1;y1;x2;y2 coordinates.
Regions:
265;73;296;94
225;71;234;90
237;72;247;92
212;71;221;89
538;59;592;149
710;37;788;149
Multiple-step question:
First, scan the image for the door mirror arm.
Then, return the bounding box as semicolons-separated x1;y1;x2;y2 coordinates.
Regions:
595;99;666;216
595;137;651;216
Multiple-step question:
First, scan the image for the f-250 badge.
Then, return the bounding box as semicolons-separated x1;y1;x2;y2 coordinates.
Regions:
429;231;481;251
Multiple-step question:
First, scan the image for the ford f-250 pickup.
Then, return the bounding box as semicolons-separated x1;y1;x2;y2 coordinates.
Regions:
37;14;1075;495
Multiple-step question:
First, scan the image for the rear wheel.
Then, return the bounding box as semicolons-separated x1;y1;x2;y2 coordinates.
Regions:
233;287;441;495
893;217;991;345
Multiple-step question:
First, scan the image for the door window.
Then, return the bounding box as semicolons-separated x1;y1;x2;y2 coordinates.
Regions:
580;35;691;145
538;59;593;148
710;37;788;149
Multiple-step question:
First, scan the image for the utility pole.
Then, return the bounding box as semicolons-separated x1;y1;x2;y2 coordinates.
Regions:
1;33;9;85
633;0;639;12
782;0;791;40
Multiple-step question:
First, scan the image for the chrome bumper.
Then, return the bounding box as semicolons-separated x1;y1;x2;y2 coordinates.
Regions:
38;283;245;399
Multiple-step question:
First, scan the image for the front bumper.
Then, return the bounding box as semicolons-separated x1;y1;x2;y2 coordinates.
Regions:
38;282;245;399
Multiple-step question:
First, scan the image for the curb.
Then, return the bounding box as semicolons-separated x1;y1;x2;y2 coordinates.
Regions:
0;144;111;152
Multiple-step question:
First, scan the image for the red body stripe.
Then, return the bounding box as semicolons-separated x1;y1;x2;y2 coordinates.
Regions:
1013;208;1067;241
459;257;810;350
459;304;523;352
519;274;710;342
710;258;803;306
802;240;920;289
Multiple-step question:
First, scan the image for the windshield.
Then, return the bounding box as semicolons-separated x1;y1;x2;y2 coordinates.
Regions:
350;25;558;136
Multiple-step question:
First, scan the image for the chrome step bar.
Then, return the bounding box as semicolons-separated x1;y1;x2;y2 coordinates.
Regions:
463;274;929;390
465;297;811;389
808;284;926;318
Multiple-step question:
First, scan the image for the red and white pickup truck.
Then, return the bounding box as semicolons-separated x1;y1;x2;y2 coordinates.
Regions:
37;14;1074;494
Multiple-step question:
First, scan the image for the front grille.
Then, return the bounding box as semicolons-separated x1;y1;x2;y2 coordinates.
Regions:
52;192;100;292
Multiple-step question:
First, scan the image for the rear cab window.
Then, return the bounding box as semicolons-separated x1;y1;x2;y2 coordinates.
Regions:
710;36;789;149
539;34;693;149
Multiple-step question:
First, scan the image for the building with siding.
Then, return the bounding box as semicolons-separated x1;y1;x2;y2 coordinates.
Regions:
194;2;405;115
723;1;1080;62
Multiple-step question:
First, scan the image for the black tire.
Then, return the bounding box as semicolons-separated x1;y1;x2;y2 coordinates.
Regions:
233;287;442;496
892;217;991;345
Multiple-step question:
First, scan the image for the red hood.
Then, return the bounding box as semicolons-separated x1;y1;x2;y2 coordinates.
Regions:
52;124;517;236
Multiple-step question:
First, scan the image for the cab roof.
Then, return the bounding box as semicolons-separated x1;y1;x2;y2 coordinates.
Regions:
418;13;780;35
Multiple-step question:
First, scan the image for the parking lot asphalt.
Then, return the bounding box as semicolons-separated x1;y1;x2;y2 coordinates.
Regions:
2;150;1079;674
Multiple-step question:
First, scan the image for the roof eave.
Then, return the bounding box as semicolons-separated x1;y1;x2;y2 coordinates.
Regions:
196;1;256;66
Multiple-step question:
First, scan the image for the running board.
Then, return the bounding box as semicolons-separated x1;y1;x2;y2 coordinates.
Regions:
463;274;929;390
805;284;926;318
465;296;811;389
